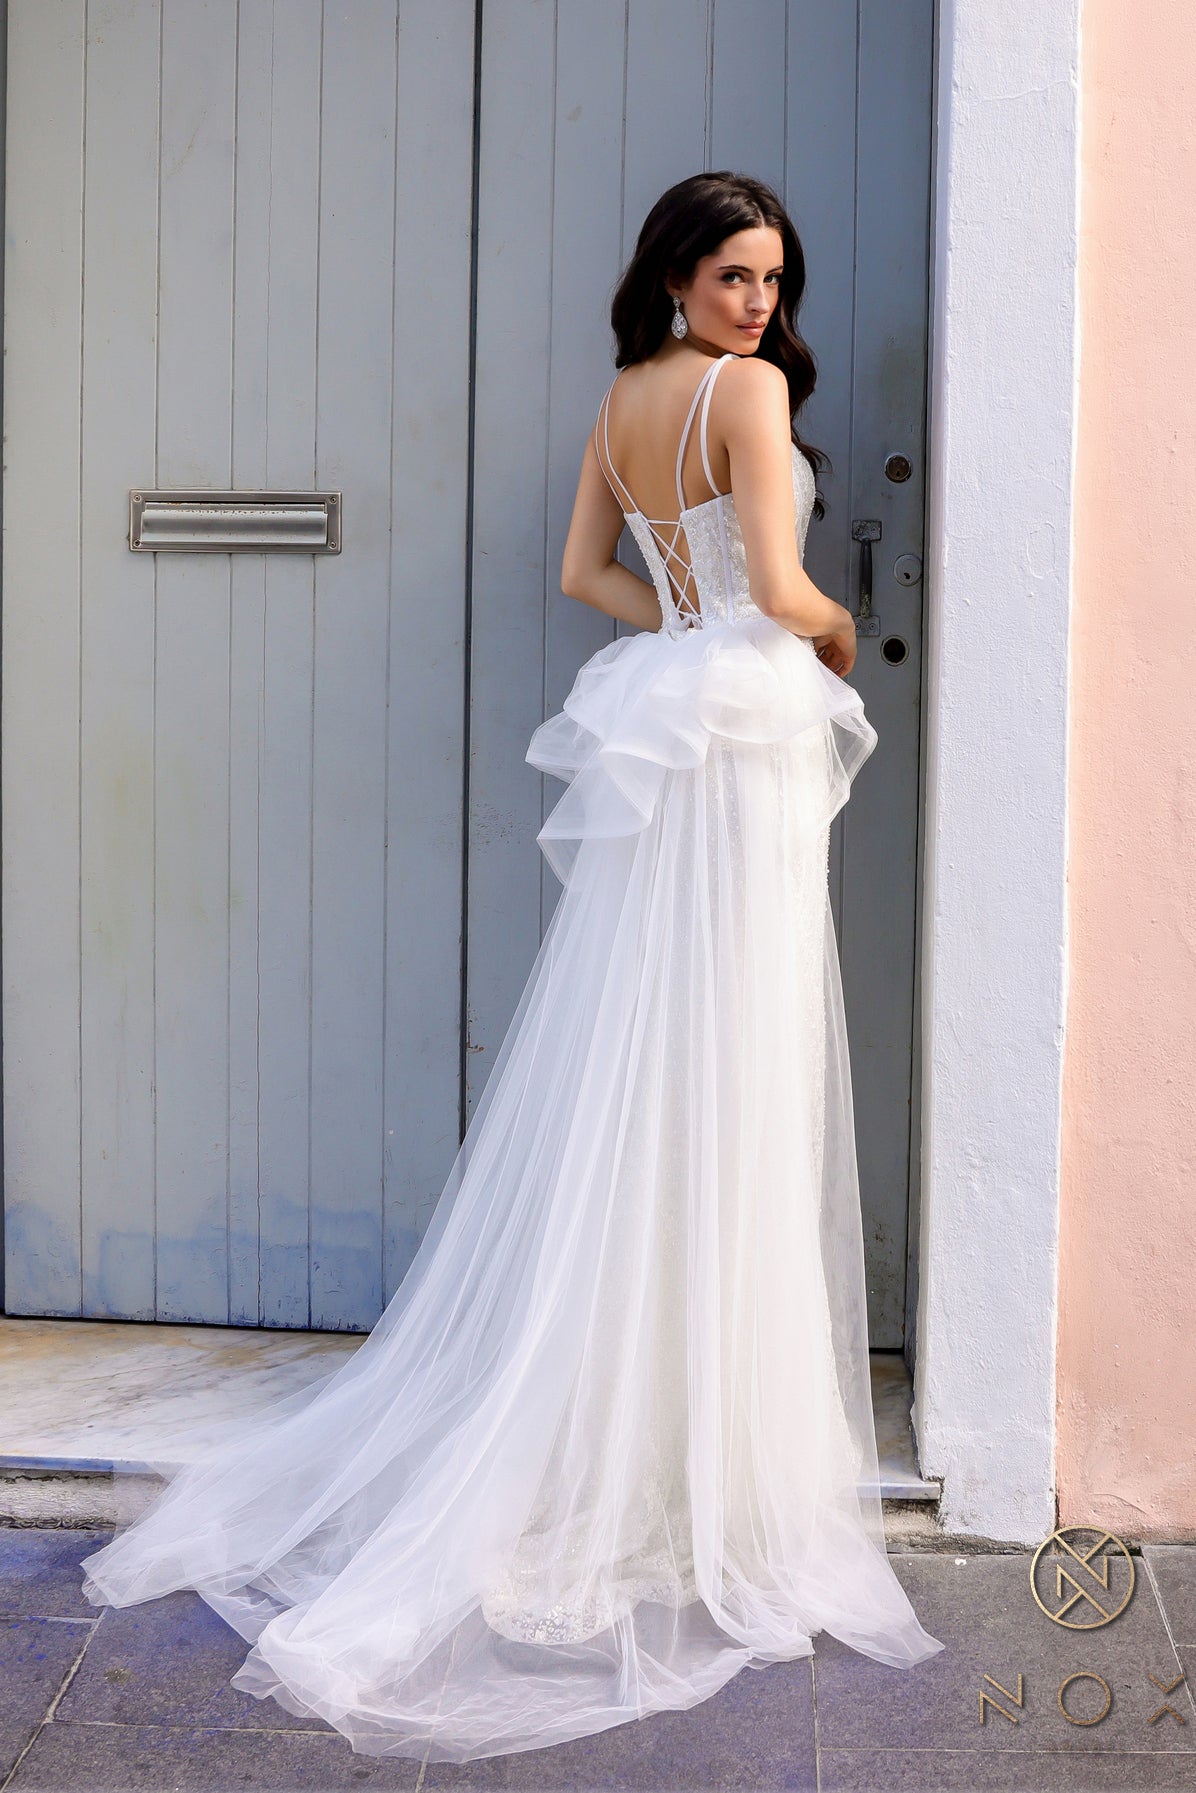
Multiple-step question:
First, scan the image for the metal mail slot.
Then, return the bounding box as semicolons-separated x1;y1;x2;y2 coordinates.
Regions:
129;489;342;553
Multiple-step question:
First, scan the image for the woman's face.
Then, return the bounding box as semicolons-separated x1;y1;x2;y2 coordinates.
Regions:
668;225;784;355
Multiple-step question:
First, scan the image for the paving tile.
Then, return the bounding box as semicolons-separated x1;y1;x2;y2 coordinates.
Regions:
812;1552;1196;1760
0;1526;114;1619
7;1720;422;1790
0;1723;40;1781
0;1617;94;1728
820;1745;1196;1790
422;1657;817;1790
1143;1545;1196;1646
56;1590;335;1733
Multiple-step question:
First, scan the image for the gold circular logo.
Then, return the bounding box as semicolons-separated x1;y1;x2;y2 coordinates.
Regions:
1030;1527;1134;1630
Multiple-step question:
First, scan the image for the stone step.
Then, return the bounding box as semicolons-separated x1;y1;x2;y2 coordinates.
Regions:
0;1316;941;1531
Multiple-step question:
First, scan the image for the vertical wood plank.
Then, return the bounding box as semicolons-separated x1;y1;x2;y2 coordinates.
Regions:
466;0;558;1115
153;0;237;1322
226;0;274;1325
841;0;935;1346
79;0;162;1318
621;0;713;263
253;0;323;1329
382;0;475;1297
783;0;859;601
307;1;396;1329
1;3;87;1314
709;0;787;182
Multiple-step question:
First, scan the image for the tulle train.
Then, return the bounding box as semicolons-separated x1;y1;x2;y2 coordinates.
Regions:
80;613;944;1762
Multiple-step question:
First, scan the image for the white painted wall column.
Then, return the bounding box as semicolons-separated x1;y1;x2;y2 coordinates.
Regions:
914;0;1080;1542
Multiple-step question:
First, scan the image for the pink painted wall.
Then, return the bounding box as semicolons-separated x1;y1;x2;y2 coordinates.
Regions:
1058;0;1196;1535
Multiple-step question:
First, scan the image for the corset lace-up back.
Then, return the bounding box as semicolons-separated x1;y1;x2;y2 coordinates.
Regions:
595;353;817;639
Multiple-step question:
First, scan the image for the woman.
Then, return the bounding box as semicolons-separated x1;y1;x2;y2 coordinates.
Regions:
80;171;944;1763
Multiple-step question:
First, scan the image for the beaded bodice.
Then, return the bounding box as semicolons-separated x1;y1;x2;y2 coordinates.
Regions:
596;353;816;639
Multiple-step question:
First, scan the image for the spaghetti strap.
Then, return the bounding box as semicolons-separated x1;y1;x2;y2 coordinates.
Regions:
697;354;733;494
674;354;733;508
594;378;638;515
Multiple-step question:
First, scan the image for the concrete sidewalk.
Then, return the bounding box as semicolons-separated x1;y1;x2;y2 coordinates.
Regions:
1;1526;1194;1792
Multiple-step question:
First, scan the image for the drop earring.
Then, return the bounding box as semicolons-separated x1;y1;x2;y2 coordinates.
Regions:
670;296;688;340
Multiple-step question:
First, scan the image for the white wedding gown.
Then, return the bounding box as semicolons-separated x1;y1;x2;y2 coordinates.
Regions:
81;353;944;1761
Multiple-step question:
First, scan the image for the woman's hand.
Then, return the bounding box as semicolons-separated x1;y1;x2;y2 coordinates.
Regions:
811;623;858;677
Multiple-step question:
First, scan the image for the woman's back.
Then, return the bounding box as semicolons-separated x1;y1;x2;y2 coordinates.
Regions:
594;349;817;636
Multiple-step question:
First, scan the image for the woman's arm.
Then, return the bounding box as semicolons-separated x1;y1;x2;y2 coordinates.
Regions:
560;437;662;632
717;358;856;644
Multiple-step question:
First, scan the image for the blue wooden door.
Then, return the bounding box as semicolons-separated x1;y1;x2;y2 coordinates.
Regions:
2;0;475;1329
2;0;933;1342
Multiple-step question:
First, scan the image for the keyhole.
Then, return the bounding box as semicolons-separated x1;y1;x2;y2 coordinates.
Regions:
881;635;908;666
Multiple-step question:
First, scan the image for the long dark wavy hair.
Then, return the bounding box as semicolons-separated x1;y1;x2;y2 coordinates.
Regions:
611;171;828;518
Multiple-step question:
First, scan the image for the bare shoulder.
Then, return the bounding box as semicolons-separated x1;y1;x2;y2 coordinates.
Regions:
713;356;790;432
